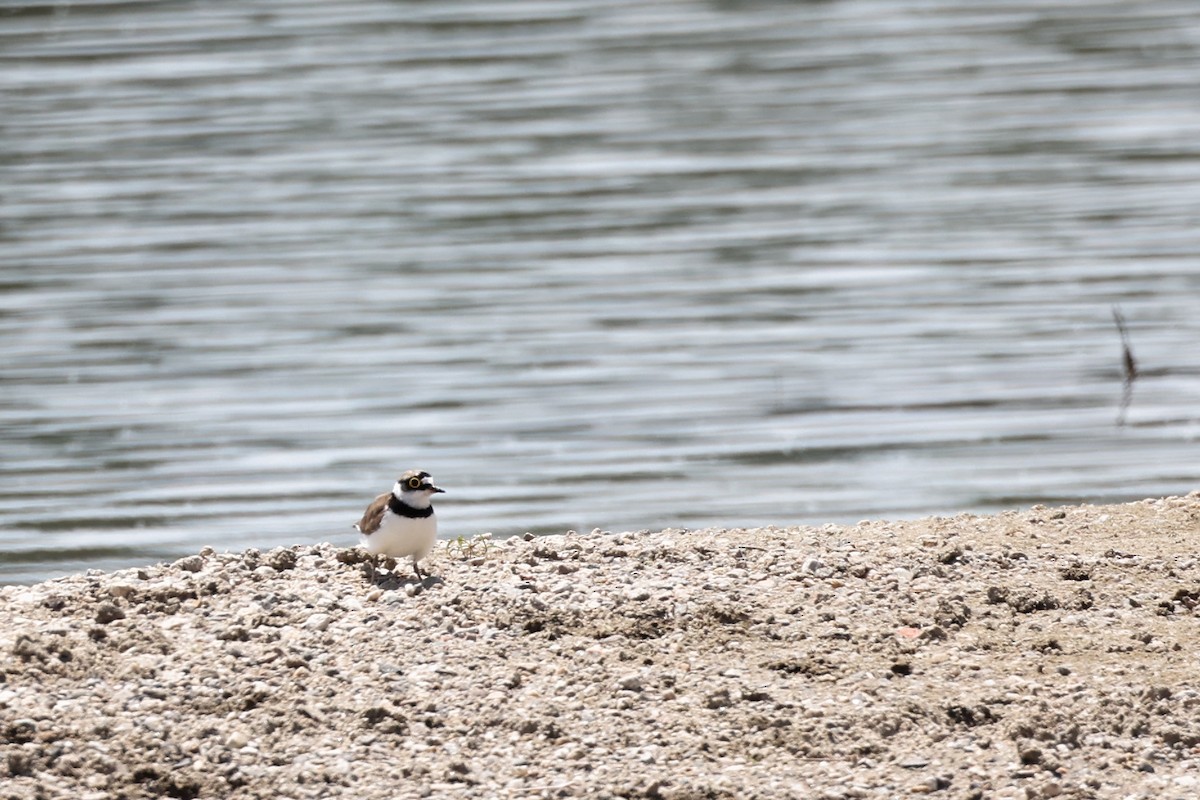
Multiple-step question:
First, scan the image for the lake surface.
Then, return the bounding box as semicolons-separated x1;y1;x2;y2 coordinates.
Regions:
3;0;1200;584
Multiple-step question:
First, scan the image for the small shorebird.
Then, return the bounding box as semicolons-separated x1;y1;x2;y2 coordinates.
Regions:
354;470;444;581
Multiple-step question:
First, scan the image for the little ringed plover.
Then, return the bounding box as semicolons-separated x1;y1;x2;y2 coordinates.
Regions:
354;469;444;580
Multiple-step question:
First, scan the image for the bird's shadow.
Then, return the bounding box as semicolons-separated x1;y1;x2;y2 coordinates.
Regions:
362;560;442;592
337;548;442;591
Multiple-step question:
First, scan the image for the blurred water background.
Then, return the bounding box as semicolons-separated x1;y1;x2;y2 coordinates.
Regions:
3;0;1200;584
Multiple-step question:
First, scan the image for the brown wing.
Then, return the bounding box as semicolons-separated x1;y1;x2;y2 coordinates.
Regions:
355;492;391;535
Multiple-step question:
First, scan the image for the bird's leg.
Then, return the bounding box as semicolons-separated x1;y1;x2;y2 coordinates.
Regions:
368;554;378;584
412;557;425;582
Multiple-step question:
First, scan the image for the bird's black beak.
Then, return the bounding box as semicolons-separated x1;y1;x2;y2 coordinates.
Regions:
429;486;446;494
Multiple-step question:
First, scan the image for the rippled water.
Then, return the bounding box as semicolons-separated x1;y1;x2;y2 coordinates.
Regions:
3;0;1200;583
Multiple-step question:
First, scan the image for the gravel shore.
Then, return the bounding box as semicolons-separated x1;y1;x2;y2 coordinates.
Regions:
3;496;1200;799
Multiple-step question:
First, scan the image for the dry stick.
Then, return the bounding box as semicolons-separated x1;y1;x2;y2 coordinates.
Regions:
1112;306;1138;427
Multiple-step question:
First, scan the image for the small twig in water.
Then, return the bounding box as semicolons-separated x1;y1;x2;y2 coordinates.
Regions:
1112;305;1138;427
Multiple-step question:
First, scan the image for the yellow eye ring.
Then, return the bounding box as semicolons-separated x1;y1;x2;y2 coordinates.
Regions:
407;477;423;489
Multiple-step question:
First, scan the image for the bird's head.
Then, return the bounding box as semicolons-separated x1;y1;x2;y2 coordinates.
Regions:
393;470;445;507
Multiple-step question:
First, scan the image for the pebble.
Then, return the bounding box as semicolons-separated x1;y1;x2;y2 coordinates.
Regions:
303;613;332;631
267;549;297;572
225;730;250;749
616;673;644;692
174;555;205;573
94;603;125;624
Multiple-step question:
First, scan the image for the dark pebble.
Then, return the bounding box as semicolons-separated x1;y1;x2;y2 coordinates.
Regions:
94;604;126;625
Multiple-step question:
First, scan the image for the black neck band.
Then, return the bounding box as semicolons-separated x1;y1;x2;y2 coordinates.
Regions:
389;494;433;518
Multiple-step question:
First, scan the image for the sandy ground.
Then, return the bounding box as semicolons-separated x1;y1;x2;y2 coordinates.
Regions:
3;496;1200;799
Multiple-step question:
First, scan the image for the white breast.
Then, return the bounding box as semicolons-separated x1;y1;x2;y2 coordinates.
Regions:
359;509;437;560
